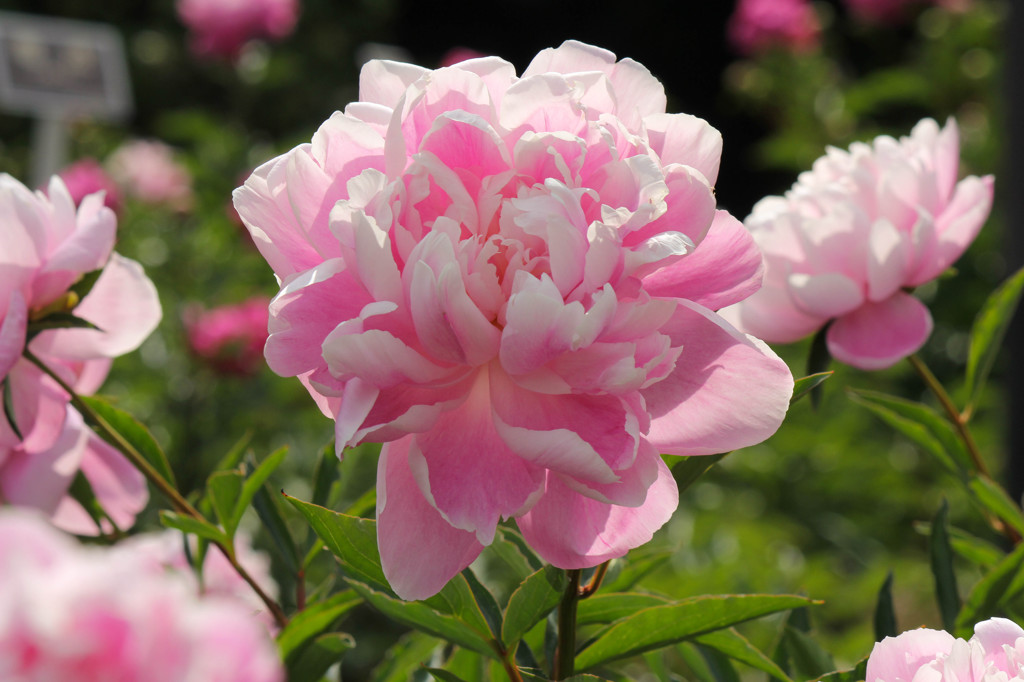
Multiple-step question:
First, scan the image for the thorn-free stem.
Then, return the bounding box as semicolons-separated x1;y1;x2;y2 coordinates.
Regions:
554;569;582;680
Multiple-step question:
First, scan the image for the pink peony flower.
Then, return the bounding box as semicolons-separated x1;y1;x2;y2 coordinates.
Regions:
177;0;300;60
53;159;121;214
185;297;271;375
721;118;993;370
728;0;821;55
116;529;279;629
234;40;794;600
867;618;1024;681
106;140;193;210
0;174;162;534
0;510;285;682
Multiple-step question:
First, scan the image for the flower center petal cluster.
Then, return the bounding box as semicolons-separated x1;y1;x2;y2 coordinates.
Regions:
723;118;994;370
0;510;284;682
0;175;162;534
234;40;794;600
867;618;1024;682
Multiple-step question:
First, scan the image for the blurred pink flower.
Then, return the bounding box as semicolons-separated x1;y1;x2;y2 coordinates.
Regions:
185;297;271;375
234;40;794;599
439;46;486;67
107;140;193;210
866;618;1024;681
0;510;284;682
0;175;162;534
177;0;299;60
117;529;279;629
53;159;121;214
722;118;993;370
728;0;821;55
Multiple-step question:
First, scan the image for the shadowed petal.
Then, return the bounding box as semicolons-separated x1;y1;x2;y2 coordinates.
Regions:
827;292;933;370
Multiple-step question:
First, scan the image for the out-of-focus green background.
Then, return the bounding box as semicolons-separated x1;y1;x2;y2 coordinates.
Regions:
0;0;1012;676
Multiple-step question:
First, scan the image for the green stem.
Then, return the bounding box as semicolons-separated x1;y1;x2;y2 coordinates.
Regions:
554;569;582;680
24;350;289;629
907;354;989;477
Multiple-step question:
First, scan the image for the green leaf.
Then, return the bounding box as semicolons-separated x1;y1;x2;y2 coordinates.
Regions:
371;632;442;682
874;572;898;641
696;644;741;682
159;511;228;546
426;670;471;682
462;568;504;640
670;453;728;495
849;390;971;477
811;657;869;682
494;526;543;574
25;312;99;341
284;494;389;588
955;540;1024;638
599;555;669;594
694;628;795;682
423;575;498;647
207;470;244;538
967;475;1024;538
519;672;611;682
251;485;301;574
778;626;835;680
575;594;814;670
965;265;1024;413
790;372;833;406
312;442;341;508
68;268;104;302
576;593;670;625
277;590;362;660
286;632;354;682
80;395;176;486
348;579;497;658
234;447;288;529
212;431;253;474
502;565;567;648
2;377;23;441
66;470;111;534
931;500;961;631
914;521;1005;568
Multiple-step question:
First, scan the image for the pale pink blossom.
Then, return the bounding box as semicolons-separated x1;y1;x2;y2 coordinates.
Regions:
728;0;821;55
53;159;121;214
177;0;299;60
116;529;279;629
107;140;193;209
722;118;993;370
186;297;271;375
234;40;794;600
0;174;162;534
439;47;487;67
0;510;284;682
867;618;1024;681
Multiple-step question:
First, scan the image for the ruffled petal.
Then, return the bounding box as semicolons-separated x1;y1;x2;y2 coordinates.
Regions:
376;437;484;600
827;292;933;370
515;453;677;569
643;300;793;456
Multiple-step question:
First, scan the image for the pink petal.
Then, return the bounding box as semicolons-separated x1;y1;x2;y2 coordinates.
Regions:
622;165;716;249
1;406;87;516
377;437;484;600
560;438;661;507
490;366;639;484
0;291;27;381
787;271;863;318
972;618;1024;671
866;218;911;302
866;629;954;682
826;292;933;370
643;300;793;456
30;254;161;361
407;370;545;543
643;112;723;185
515;453;677;569
358;59;429;107
642;210;763;310
910;174;993;286
719;280;823;344
5;360;69;454
71;428;147;534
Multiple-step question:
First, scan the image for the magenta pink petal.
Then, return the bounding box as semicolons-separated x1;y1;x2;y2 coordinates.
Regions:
642;211;763;311
376;437;485;600
516;454;677;569
408;371;545;543
643;300;793;456
826;292;933;370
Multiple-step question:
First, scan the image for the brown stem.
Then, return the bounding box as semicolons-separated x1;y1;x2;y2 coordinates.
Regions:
578;561;610;599
25;350;289;629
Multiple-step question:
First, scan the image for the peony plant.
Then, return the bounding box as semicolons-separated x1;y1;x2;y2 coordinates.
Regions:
234;39;794;600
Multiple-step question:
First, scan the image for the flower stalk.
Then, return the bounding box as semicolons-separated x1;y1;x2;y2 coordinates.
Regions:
554;569;582;680
24;349;289;629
